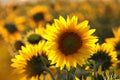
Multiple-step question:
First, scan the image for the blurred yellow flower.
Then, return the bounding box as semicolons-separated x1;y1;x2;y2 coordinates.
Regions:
27;5;52;27
0;14;26;43
23;30;42;45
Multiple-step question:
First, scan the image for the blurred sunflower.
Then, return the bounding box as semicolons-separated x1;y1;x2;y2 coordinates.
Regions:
42;16;98;70
23;25;44;45
6;1;19;14
0;14;26;43
27;5;52;27
105;27;120;60
89;43;118;71
11;40;52;80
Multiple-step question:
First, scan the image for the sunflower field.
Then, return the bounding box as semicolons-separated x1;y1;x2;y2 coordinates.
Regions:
0;0;120;80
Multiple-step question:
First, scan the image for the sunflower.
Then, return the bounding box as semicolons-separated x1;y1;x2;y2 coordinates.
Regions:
6;1;19;14
0;14;26;43
105;27;120;59
23;26;44;45
11;40;51;80
27;5;52;27
42;16;98;70
89;43;118;71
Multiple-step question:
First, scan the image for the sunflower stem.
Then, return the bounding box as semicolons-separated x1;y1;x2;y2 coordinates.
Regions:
44;67;55;80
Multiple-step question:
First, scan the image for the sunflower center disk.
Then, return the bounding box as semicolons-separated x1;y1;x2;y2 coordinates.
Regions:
33;12;44;22
26;55;45;77
4;23;18;34
58;32;82;55
28;34;42;44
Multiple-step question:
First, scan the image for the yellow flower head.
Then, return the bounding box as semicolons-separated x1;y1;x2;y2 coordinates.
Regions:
89;43;118;71
11;40;47;80
0;14;26;43
27;5;52;27
23;31;42;45
23;25;45;45
42;16;98;70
